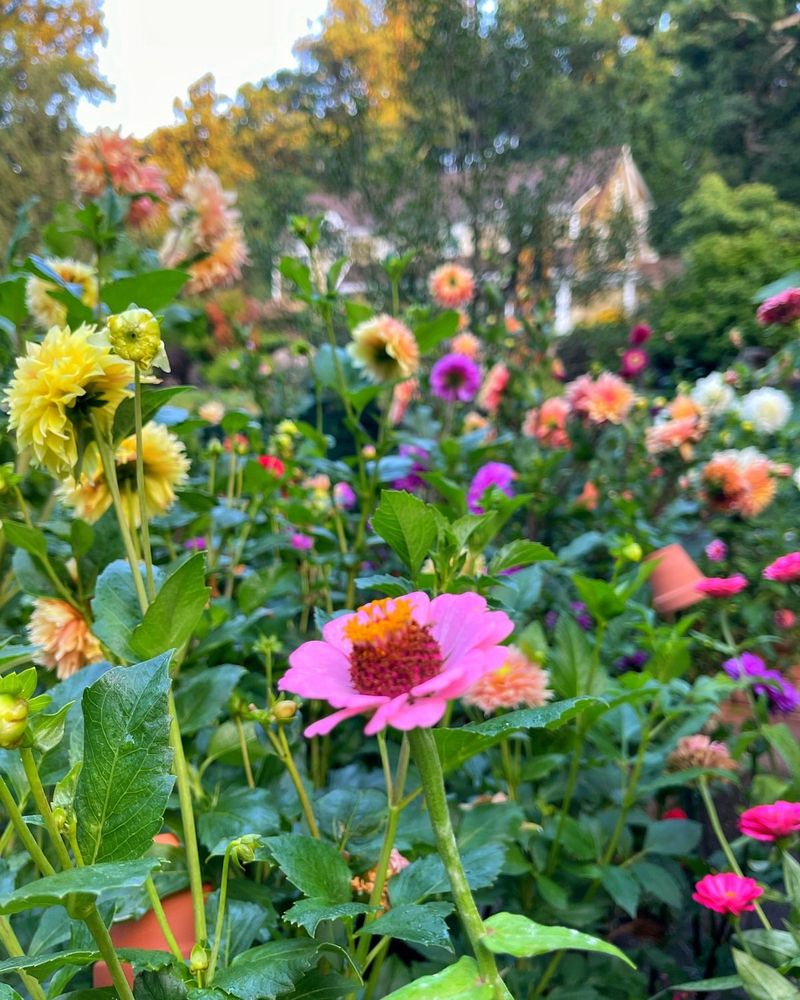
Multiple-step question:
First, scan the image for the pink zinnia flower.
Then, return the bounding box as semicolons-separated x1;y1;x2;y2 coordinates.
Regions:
739;801;800;842
705;539;727;562
695;575;748;598
775;609;796;630
290;532;313;551
663;807;688;821
477;362;510;414
629;323;652;346
279;592;513;736
756;288;800;326
764;552;800;583
621;348;648;379
463;646;553;713
428;263;475;309
692;873;763;916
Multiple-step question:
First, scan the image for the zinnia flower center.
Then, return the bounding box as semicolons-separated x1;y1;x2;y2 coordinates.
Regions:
345;598;443;697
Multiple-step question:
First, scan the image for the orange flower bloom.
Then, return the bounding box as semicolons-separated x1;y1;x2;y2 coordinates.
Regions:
451;332;481;360
584;372;635;425
463;646;553;713
349;315;419;382
477;363;510;414
575;480;599;511
351;848;410;909
523;397;570;449
28;598;103;680
646;413;706;460
702;448;776;518
429;263;475;309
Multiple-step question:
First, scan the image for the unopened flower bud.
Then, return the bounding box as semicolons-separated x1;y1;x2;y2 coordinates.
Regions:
230;834;259;866
622;542;643;563
189;944;209;974
0;693;28;748
52;806;67;832
273;700;298;722
0;463;20;495
107;308;168;371
208;438;224;456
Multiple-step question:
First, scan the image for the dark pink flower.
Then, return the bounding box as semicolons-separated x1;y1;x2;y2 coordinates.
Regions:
764;552;800;583
467;462;515;514
692;872;763;915
756;288;800;326
695;575;747;598
290;533;313;551
663;807;688;821
775;609;796;630
705;539;727;562
739;801;800;842
621;348;648;379
430;353;481;402
629;323;652;346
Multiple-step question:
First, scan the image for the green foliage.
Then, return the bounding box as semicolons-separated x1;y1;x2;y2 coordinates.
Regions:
482;912;634;967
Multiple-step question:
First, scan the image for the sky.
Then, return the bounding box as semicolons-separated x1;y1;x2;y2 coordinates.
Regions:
76;0;327;137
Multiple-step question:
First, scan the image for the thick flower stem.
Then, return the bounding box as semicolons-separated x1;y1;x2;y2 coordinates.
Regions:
0;915;48;1000
167;690;208;948
145;876;183;963
133;369;156;602
407;727;509;999
19;748;72;871
0;774;55;876
698;777;771;931
82;904;135;1000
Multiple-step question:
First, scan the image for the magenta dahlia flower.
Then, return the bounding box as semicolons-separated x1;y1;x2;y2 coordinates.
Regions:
279;593;513;737
695;575;747;598
467;461;516;514
620;348;648;379
739;801;800;842
430;353;482;403
763;551;800;583
705;539;727;562
692;873;763;916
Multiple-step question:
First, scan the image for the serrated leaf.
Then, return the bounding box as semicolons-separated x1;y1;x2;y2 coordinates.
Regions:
0;859;160;914
0;951;99;979
284;899;375;935
362;901;454;951
390;844;505;906
75;654;174;863
482;912;634;967
629;860;684;909
372;491;438;576
198;788;281;853
130;555;210;659
599;866;640;918
265;835;352;904
381;956;493;999
91;560;151;662
212;940;327;1000
283;972;356;1000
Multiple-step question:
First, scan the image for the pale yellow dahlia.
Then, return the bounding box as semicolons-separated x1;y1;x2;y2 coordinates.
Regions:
25;259;99;330
63;421;189;527
107;308;169;371
5;324;134;476
348;314;419;382
28;598;103;680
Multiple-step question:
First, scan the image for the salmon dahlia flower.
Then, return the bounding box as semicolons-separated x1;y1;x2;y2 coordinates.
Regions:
279;593;513;736
428;263;475;309
28;598;103;680
463;645;553;713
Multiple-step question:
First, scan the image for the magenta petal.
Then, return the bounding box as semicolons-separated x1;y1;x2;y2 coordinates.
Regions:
305;705;370;737
322;613;356;655
364;695;409;735
280;641;357;705
430;593;513;662
385;696;448;731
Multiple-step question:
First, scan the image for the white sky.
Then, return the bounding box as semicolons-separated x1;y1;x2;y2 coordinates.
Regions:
76;0;327;137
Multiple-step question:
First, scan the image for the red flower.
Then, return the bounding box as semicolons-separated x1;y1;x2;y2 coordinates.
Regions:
739;801;800;842
692;873;763;916
258;455;285;476
756;288;800;326
662;807;688;821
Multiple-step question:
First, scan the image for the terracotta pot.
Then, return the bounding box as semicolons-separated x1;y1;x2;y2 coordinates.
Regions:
646;543;706;615
93;834;199;989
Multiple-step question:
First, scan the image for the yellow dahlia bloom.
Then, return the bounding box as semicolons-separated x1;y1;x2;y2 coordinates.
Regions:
107;308;169;371
63;421;189;527
348;314;419;382
5;324;134;476
25;259;99;330
28;598;103;680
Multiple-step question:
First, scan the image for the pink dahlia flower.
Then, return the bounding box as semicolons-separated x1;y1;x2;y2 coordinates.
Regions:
629;323;652;346
739;801;800;842
463;645;552;713
705;539;727;562
620;348;648;379
428;263;475;309
756;288;800;326
692;873;763;916
764;551;800;583
279;593;513;737
695;575;748;598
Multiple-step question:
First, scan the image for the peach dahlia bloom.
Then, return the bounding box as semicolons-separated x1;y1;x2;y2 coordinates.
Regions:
428;263;475;309
451;332;481;360
477;363;510;414
463;646;553;713
28;598;103;679
522;397;570;449
348;315;419;382
702;448;776;518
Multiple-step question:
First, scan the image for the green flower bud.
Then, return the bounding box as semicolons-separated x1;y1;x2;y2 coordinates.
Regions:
0;463;21;495
273;700;298;722
230;834;259;866
189;944;209;974
107;308;168;371
622;542;643;563
0;692;28;748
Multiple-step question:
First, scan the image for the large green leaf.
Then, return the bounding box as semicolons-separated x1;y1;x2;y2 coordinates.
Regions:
360;902;453;951
101;270;189;313
482;912;634;967
198;787;281;853
2;520;48;560
599;866;640;918
643;819;702;857
0;951;98;979
264;835;352;904
381;956;493;999
91;560;150;662
372;490;438;576
283;900;374;936
211;940;330;1000
733;949;800;1000
283;972;356;1000
413;311;460;353
390;844;505;906
488;540;556;574
0;859;160;914
130;555;210;659
75;654;174;863
174;665;245;735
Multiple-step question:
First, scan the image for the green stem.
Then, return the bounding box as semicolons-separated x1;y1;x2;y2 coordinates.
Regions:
207;845;233;981
407;728;508;998
19;748;72;870
266;727;320;838
145;876;184;963
134;369;156;601
0;775;55;876
0;914;48;1000
235;716;256;789
82;905;135;1000
167;690;208;947
12;485;81;611
698;777;771;931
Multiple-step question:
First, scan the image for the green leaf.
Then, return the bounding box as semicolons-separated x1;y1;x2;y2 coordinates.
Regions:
198;788;281;853
572;576;627;623
643;819;702;857
0;859;160;914
212;940;329;1000
174;665;245;735
740;930;800;968
264;835;352;904
2;520;47;560
381;956;493;999
279;258;313;296
113;386;193;442
284;972;357;1000
28;702;72;753
549;618;603;698
488;540;556;574
344;301;372;329
100;270;189;313
130;555;210;660
413;311;460;353
732;949;800;1000
0;951;99;980
0;986;22;1000
75;654;174;863
652;977;743;997
599;867;640;918
482;912;634;967
763;725;800;795
390;844;505;906
91;560;150;662
70;520;95;558
355;574;415;598
784;853;800;913
629;860;684;909
434;697;600;774
361;902;453;951
372;490;438;576
284;899;375;936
